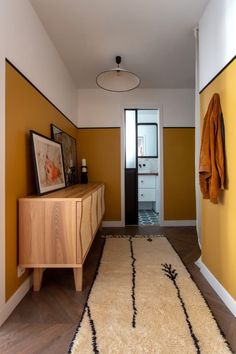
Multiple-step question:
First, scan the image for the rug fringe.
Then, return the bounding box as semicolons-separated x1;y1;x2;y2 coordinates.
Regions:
101;234;164;239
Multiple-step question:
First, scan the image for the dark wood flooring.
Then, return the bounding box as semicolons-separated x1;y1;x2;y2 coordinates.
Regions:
0;226;235;353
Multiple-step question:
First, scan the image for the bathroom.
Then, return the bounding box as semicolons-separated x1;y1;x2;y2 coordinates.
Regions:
137;110;160;225
124;109;160;225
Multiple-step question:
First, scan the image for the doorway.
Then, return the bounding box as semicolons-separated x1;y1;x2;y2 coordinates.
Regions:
124;109;160;225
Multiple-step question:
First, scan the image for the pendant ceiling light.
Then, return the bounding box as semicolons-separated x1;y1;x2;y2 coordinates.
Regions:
96;56;140;92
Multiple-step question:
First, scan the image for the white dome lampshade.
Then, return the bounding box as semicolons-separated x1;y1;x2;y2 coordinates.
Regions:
96;56;141;92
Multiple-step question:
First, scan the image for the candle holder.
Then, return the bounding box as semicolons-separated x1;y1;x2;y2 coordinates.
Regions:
80;161;88;184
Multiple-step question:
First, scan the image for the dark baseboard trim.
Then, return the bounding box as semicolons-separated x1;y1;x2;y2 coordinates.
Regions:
163;127;195;129
78;127;120;129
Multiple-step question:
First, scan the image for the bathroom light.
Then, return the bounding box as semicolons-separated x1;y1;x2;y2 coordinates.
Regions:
96;56;141;92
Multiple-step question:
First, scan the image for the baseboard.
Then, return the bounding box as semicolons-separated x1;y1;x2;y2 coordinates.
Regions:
102;221;124;227
102;220;196;227
160;220;196;227
0;275;32;326
197;259;236;317
195;256;202;269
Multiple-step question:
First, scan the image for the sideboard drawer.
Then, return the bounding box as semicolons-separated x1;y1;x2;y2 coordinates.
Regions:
138;188;156;201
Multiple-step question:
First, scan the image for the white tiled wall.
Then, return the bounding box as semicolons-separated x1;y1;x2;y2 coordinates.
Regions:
138;157;158;173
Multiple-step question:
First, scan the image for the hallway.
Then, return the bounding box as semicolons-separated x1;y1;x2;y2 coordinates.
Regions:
0;226;235;354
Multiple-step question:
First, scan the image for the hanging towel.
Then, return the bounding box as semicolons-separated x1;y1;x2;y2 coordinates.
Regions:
199;93;225;204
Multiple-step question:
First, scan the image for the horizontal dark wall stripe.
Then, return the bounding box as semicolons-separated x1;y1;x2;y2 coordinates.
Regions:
199;55;236;94
78;127;120;129
5;59;78;129
163;127;195;129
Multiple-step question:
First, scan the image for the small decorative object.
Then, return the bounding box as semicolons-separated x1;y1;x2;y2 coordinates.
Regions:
138;136;145;156
30;130;66;195
81;158;88;184
51;124;78;186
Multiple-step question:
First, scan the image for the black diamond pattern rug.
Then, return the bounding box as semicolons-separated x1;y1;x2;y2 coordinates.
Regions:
138;210;159;225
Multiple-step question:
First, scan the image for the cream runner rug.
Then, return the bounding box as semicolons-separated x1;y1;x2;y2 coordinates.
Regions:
68;236;232;354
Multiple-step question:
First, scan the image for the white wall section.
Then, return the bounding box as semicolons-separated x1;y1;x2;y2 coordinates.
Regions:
77;89;195;127
199;0;236;91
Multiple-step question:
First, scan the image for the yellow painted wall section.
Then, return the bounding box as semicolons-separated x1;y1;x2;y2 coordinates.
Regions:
200;59;236;300
163;128;196;220
5;62;77;300
77;128;121;221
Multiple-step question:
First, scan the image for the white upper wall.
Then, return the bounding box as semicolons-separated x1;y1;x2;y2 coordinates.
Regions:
4;0;78;122
199;0;236;91
77;89;195;127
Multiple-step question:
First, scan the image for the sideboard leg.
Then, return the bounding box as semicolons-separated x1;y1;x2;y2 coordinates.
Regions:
33;268;44;291
73;267;83;291
99;222;103;232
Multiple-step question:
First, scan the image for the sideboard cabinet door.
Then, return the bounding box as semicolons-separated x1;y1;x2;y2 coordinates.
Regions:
20;200;76;265
91;190;98;235
76;195;92;262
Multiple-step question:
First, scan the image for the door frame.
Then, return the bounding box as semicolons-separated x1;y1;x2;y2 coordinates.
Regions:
121;103;164;226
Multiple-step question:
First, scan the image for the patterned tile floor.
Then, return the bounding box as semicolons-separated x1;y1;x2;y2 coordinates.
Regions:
138;209;159;225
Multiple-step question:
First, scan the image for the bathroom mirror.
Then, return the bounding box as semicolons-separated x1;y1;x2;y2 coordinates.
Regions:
137;123;158;157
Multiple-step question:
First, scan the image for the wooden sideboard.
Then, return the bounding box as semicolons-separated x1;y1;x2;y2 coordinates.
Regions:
19;183;105;291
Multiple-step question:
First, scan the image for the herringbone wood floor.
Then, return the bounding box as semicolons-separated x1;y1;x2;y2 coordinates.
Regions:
0;226;235;353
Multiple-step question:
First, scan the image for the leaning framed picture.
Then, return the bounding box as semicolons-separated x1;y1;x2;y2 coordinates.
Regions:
30;130;66;195
51;124;78;186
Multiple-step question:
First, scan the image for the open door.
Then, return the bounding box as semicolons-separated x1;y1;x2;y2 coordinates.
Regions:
125;109;160;225
124;110;138;225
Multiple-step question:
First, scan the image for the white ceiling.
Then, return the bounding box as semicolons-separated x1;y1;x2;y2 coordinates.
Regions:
30;0;209;89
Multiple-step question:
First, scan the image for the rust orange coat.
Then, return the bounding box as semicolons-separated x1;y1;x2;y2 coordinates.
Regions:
199;93;225;204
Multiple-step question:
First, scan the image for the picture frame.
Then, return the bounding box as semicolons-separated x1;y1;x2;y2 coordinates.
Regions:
138;136;145;156
30;130;66;195
50;124;78;186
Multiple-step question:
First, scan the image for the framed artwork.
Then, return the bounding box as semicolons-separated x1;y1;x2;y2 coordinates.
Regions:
30;130;66;195
51;124;78;186
138;136;145;156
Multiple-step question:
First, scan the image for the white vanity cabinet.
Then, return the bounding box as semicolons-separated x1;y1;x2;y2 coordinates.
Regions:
138;174;160;213
138;175;156;202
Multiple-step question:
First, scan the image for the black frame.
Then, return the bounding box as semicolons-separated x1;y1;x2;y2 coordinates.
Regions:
51;124;78;186
30;130;66;195
124;109;138;225
124;109;159;225
137;123;158;158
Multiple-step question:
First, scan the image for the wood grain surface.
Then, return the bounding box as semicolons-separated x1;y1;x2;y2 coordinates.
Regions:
19;183;105;291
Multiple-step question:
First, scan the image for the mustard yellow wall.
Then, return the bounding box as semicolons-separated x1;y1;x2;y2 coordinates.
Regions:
200;59;236;300
163;128;196;220
5;62;78;300
77;128;121;221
